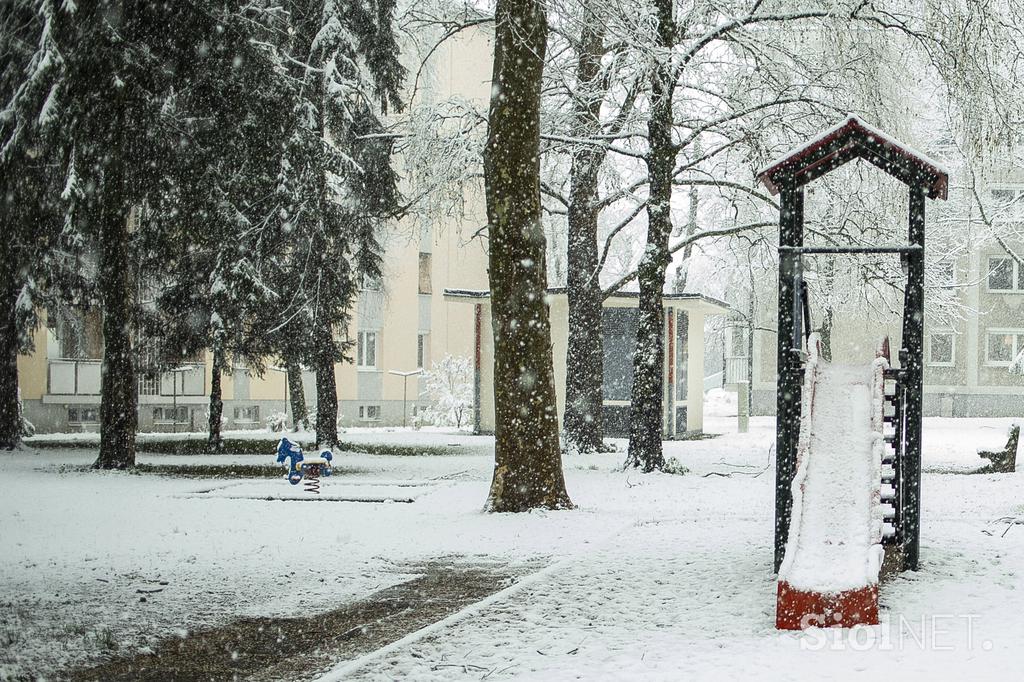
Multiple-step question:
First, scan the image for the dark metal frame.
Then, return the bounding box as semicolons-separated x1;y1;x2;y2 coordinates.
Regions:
759;117;948;573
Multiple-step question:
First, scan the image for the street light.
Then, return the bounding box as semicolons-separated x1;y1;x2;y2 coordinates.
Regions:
268;365;290;428
167;365;193;434
388;368;423;427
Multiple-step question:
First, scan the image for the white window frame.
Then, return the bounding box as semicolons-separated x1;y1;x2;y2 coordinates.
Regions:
68;407;99;424
358;404;381;422
233;405;260;423
926;331;956;367
357;330;378;370
417;332;429;369
990;185;1024;223
934;259;957;288
986;255;1024;293
984;329;1024;367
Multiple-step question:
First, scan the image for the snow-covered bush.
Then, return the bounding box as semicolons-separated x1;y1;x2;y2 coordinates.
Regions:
421;355;474;429
203;411;228;429
265;411;288;432
663;457;689;476
17;390;34;438
1010;348;1024;375
304;409;340;433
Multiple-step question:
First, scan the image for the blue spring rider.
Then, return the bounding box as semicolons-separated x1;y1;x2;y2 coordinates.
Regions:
276;437;333;493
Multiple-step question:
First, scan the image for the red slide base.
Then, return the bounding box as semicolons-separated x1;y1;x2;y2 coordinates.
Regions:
776;581;879;630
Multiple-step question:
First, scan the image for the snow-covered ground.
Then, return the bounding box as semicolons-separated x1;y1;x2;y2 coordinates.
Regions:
1;416;1020;680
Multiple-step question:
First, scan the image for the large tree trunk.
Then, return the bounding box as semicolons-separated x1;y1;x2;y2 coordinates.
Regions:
0;260;21;450
483;0;572;511
672;182;699;293
94;202;137;470
563;13;606;456
313;314;339;448
625;0;674;472
207;345;225;452
287;361;308;431
314;353;338;448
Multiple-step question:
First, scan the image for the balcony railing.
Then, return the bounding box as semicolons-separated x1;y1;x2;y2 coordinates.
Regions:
48;359;102;395
160;363;206;396
725;355;750;385
48;360;205;397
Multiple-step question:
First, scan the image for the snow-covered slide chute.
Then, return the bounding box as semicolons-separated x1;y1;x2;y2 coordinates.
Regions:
775;335;889;629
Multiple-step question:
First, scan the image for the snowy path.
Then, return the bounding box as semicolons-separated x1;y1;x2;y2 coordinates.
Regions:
1;418;1021;680
340;487;1024;681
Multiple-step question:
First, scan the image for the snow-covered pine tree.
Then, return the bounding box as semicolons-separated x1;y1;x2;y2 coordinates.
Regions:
141;5;294;451
268;0;404;448
3;1;300;467
0;2;77;449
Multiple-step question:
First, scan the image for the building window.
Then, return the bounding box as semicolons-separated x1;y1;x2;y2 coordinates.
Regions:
68;407;99;424
987;256;1023;292
991;186;1024;221
602;307;637;402
153;406;189;422
985;330;1024;366
418;253;432;294
934;260;956;287
362;274;382;291
55;308;103;359
417;332;429;369
926;332;955;367
358;405;381;421
357;331;378;369
233;405;260;422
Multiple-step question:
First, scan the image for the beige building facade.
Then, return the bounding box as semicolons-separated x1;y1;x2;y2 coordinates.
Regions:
746;236;1024;417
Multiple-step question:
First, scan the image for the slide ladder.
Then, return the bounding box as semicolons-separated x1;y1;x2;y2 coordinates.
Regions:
776;335;889;629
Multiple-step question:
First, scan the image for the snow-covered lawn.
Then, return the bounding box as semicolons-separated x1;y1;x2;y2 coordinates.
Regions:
1;417;1020;680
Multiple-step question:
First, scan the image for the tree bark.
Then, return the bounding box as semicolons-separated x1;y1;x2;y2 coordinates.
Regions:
207;345;225;452
0;259;21;450
94;201;137;470
563;13;606;456
313;313;339;448
625;0;675;472
287;361;308;431
483;0;572;511
672;182;699;293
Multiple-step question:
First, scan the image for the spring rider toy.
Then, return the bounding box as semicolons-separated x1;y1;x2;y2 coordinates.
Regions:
275;437;333;494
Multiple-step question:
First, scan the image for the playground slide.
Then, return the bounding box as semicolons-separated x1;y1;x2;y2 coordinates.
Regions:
776;336;886;629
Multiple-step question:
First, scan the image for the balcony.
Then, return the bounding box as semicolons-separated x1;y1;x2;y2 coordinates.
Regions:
48;359;102;395
725;355;750;385
141;363;206;398
47;360;206;398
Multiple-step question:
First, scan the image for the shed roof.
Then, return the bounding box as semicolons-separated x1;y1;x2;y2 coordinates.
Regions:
757;115;948;200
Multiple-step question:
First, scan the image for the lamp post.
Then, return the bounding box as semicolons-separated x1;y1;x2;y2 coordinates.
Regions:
388;369;423;427
268;365;289;428
168;365;192;434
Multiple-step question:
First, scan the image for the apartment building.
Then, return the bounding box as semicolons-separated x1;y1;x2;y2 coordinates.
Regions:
743;212;1024;418
16;27;494;434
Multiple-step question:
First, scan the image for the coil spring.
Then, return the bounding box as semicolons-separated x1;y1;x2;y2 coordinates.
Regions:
303;462;321;495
